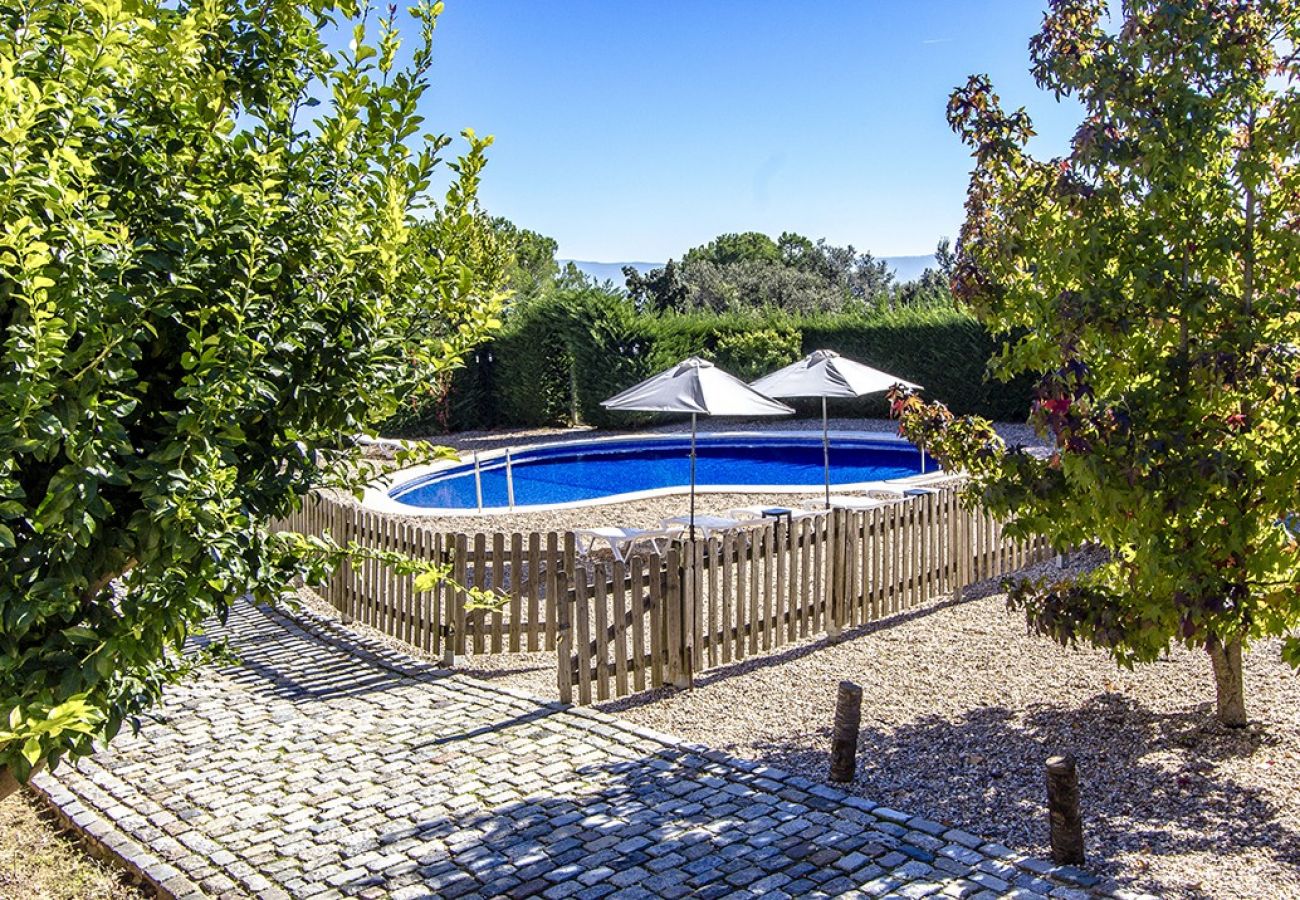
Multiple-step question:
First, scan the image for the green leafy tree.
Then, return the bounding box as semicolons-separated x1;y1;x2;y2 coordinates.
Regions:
680;259;843;314
489;217;560;304
777;231;820;271
0;0;505;794
624;259;690;312
893;0;1300;727
682;231;782;267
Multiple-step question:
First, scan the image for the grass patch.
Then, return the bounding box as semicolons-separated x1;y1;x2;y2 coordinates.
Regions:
0;789;147;900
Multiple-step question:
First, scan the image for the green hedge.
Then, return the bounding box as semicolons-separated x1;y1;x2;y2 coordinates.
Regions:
389;289;1030;433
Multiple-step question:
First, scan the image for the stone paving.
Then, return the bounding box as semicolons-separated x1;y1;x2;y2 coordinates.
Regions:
36;600;1124;900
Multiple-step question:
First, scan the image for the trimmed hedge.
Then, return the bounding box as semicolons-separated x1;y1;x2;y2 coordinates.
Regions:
390;289;1030;433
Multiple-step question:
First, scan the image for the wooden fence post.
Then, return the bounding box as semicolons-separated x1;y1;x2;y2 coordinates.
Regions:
555;570;573;704
1046;754;1086;865
829;680;863;782
665;547;691;689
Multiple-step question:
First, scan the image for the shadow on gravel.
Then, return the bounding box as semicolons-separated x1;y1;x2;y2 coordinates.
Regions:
745;693;1297;900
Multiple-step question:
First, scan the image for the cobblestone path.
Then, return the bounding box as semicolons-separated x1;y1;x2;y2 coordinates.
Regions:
38;601;1116;900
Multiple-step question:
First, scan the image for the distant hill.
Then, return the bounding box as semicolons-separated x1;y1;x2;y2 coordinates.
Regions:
563;255;938;288
882;254;938;283
560;260;659;286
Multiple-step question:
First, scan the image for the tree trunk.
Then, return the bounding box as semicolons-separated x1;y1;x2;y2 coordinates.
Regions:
0;760;45;802
1207;634;1247;728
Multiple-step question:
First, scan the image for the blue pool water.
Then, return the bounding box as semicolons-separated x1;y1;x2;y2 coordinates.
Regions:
390;433;933;511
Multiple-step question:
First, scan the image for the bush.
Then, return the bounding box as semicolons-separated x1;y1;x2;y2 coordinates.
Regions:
395;290;1032;434
710;326;803;381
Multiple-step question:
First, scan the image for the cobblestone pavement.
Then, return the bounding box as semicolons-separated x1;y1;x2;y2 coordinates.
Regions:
38;601;1123;900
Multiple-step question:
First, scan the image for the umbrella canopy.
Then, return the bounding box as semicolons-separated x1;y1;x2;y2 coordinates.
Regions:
750;350;922;508
750;348;921;399
602;356;794;417
602;357;793;542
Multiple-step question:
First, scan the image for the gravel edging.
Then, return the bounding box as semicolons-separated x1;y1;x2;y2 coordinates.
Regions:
28;772;205;900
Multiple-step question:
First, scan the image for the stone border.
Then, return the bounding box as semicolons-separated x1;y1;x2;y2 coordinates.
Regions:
29;771;206;900
33;599;1137;899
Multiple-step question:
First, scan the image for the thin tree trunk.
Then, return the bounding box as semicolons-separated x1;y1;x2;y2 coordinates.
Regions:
1207;634;1247;728
0;760;45;802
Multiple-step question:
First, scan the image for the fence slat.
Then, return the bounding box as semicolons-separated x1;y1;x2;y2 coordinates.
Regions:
649;553;665;688
509;532;523;653
630;555;647;693
574;572;593;705
593;564;610;702
527;532;541;652
612;559;629;698
720;532;734;665
556;570;572;704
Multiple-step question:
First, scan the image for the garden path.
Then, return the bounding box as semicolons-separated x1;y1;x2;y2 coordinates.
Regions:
36;600;1119;900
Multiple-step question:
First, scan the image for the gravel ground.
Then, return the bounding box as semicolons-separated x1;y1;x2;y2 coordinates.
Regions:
356;418;1042;535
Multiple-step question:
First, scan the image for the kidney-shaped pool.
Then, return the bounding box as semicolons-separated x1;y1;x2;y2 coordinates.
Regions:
386;432;935;513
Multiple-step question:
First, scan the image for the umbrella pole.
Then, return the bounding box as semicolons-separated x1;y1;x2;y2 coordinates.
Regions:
823;397;831;509
689;413;697;542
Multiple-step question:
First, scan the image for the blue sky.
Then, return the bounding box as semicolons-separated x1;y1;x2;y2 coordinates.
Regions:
418;1;1084;262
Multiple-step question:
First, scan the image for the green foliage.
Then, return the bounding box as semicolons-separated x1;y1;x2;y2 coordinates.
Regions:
627;230;932;315
425;289;1027;432
0;0;504;781
682;231;782;267
711;327;803;381
490;217;559;304
896;0;1300;722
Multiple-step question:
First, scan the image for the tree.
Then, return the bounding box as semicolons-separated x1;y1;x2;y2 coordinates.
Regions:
624;260;690;312
682;231;781;267
893;0;1300;728
777;231;820;271
934;237;957;280
489;217;560;304
0;0;505;794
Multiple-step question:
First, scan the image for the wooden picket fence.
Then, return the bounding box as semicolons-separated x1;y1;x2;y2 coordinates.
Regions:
274;483;1052;705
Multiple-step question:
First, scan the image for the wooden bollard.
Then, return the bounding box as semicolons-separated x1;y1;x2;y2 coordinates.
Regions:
1046;754;1085;865
829;681;863;782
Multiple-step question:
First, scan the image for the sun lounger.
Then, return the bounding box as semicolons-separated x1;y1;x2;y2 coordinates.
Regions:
827;495;888;510
658;514;745;537
573;526;684;563
850;480;910;498
725;505;815;521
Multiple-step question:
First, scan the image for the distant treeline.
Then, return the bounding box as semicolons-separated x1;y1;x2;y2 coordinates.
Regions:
383;224;1025;434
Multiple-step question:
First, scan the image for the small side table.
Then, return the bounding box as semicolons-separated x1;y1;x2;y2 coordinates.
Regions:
760;507;794;527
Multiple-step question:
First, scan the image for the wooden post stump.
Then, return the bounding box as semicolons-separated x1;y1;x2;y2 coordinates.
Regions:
829;680;863;782
1046;754;1085;865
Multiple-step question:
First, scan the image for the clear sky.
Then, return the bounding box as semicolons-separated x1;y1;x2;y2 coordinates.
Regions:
419;1;1084;262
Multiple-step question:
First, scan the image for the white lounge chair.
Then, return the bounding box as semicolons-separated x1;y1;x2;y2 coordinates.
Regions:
658;514;745;537
827;495;887;510
573;526;684;563
725;505;816;522
850;480;910;499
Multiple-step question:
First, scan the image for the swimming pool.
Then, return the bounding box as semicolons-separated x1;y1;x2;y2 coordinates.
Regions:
386;432;934;513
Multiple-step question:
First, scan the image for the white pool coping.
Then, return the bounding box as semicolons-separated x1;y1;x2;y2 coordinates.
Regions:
363;430;941;518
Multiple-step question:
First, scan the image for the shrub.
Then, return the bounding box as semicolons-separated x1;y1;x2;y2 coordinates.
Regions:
404;292;1032;433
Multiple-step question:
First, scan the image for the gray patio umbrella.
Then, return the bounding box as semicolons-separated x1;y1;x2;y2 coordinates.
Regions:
751;349;921;508
601;357;794;538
